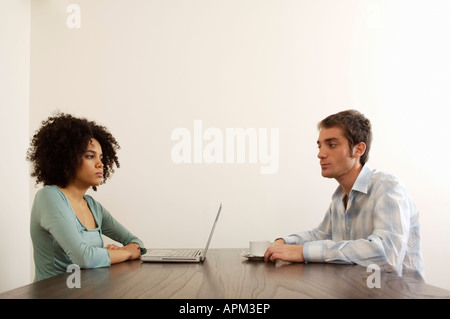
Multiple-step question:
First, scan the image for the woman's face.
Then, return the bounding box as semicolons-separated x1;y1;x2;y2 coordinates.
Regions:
72;138;104;188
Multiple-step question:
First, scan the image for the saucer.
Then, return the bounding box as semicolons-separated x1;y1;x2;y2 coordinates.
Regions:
241;251;264;261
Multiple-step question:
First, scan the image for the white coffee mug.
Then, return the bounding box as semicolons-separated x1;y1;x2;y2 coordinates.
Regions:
249;240;271;256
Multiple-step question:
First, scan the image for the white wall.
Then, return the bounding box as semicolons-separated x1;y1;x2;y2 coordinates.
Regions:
1;0;448;293
0;0;31;293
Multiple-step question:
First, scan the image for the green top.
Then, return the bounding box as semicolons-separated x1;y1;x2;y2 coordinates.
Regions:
30;185;146;282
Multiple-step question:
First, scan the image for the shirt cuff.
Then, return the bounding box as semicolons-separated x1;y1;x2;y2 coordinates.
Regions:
282;236;300;245
303;241;325;263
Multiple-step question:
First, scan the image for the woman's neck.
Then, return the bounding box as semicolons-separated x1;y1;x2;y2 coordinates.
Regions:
58;183;88;204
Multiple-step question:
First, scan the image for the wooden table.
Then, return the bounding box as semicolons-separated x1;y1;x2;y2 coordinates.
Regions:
1;249;449;299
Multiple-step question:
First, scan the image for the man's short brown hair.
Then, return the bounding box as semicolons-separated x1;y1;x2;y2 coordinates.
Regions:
318;110;372;165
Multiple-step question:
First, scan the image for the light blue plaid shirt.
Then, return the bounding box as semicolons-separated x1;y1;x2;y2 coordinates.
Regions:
283;165;424;280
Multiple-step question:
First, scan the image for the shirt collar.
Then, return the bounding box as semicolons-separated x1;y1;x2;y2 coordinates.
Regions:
332;164;373;200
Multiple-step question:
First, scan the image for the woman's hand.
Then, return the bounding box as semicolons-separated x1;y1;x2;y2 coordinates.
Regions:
106;243;141;263
105;244;121;250
123;243;141;260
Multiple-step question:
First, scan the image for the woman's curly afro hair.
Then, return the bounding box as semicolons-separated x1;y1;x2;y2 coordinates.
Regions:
26;112;120;191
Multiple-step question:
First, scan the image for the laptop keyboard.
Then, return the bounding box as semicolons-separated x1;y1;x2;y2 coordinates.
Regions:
170;249;199;257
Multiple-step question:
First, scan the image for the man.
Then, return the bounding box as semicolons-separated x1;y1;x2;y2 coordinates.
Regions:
264;110;424;280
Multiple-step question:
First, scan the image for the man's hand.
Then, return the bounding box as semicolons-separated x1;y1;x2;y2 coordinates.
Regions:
264;240;305;263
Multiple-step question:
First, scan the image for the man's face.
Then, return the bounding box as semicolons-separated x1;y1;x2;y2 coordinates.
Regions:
316;127;358;180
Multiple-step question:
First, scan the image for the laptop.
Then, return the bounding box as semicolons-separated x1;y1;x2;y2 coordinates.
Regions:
140;203;223;263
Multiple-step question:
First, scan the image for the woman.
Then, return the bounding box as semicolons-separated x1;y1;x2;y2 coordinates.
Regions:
27;112;146;281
